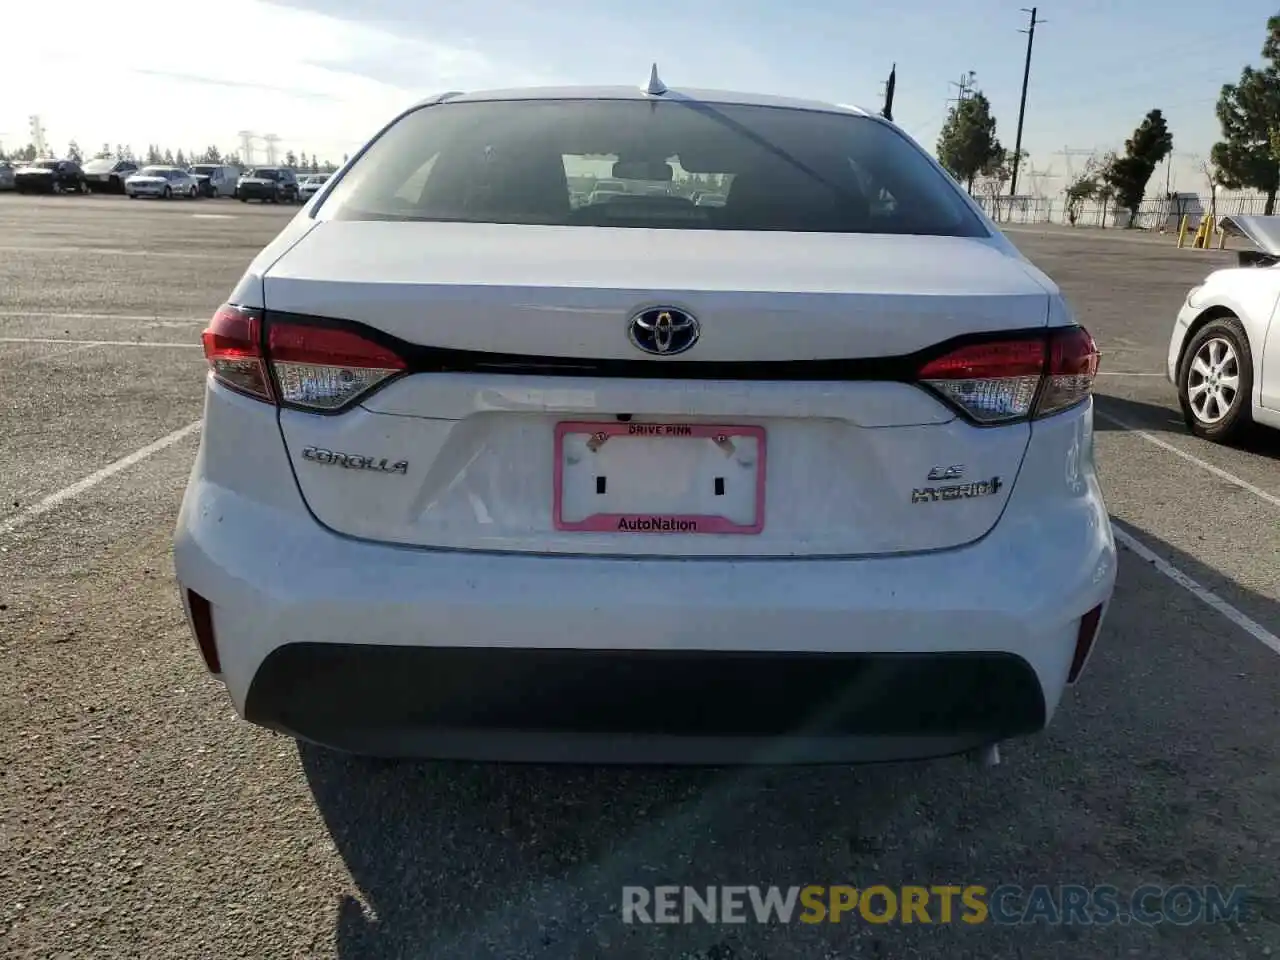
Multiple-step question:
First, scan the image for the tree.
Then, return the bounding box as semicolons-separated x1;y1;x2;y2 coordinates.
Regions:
1094;157;1118;229
67;140;83;162
146;144;162;163
163;148;174;165
97;143;112;159
285;149;298;169
1201;157;1222;220
974;148;1027;218
201;145;222;163
1212;14;1280;215
936;91;1004;192
225;151;241;166
1101;109;1173;227
1063;157;1102;226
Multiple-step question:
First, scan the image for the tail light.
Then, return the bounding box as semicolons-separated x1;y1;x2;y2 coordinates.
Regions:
201;305;407;412
201;305;271;401
916;326;1099;424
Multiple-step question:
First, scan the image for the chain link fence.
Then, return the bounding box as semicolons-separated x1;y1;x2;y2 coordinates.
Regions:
974;194;1275;231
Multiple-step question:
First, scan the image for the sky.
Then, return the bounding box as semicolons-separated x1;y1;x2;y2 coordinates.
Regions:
2;0;1277;196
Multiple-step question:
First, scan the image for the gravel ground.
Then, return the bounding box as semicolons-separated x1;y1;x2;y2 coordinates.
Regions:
1;194;1278;959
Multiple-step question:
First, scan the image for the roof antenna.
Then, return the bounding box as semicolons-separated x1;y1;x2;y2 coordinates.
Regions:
643;63;667;96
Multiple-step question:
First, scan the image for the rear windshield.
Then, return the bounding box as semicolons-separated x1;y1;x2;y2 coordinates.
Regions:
191;165;217;174
83;159;115;173
248;168;280;180
317;99;988;236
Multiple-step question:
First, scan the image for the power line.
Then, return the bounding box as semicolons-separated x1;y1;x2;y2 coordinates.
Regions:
1009;6;1045;197
947;71;977;106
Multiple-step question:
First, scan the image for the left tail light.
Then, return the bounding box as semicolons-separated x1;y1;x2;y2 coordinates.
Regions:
201;305;407;412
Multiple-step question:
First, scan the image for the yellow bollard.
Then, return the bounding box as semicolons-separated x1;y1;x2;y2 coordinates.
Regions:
1177;215;1189;248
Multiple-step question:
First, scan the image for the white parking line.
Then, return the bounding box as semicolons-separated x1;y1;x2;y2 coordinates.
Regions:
0;245;208;261
27;342;103;363
1095;372;1166;377
0;337;200;348
0;310;206;323
1096;410;1280;508
0;422;201;537
1114;527;1280;655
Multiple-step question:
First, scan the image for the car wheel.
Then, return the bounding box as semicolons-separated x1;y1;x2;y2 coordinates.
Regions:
188;186;198;199
1178;315;1254;443
162;186;172;199
239;196;247;202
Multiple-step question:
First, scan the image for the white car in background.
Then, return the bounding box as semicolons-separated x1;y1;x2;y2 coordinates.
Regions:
174;77;1116;766
298;173;331;201
126;165;200;199
1168;214;1280;442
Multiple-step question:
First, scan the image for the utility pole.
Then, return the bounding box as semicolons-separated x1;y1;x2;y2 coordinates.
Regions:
1009;7;1044;197
238;131;256;166
881;63;897;122
263;133;280;166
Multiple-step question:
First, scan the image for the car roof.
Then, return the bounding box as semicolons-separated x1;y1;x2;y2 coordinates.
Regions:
419;85;872;118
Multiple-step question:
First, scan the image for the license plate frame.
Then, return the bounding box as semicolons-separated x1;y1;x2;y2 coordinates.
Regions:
552;421;766;535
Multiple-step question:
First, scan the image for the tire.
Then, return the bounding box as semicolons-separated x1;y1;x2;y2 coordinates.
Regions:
162;186;172;199
188;186;198;199
239;196;247;202
1177;315;1255;443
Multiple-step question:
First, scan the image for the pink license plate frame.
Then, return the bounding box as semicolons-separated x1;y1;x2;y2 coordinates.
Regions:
553;421;767;535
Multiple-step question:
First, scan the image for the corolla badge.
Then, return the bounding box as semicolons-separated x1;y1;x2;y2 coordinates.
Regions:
301;446;408;475
628;307;700;356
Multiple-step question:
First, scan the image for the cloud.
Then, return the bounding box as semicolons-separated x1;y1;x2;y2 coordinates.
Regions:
130;70;341;103
0;0;520;160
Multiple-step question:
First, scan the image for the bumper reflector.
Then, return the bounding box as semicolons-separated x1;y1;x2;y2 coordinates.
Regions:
186;589;221;675
1067;603;1104;684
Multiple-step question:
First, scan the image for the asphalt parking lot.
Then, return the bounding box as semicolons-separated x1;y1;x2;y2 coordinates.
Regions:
1;194;1278;960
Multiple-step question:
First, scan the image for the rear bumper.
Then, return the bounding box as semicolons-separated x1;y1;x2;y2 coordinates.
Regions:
174;387;1117;763
246;644;1045;762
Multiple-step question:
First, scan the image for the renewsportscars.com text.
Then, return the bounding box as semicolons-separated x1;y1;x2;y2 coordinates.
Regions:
621;884;1248;926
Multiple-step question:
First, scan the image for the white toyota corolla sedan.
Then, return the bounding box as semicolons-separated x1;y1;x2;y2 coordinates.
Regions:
173;75;1117;765
1168;214;1280;443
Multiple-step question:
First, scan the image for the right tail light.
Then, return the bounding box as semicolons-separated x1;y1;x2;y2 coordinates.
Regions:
916;326;1100;424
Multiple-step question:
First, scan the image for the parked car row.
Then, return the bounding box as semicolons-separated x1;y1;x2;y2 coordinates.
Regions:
0;157;334;203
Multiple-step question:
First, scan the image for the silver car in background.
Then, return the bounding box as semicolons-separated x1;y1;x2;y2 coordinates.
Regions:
126;166;200;200
298;173;331;201
0;162;16;191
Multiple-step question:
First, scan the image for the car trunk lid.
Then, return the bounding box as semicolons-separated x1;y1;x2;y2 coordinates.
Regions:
261;221;1050;557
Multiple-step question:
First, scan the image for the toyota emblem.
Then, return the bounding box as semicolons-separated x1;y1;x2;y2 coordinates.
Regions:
628;307;700;356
